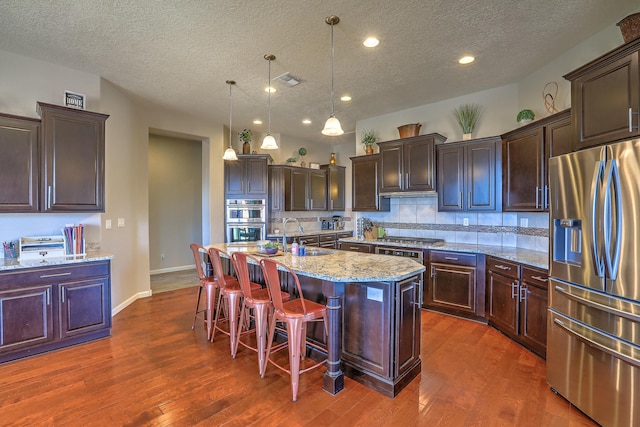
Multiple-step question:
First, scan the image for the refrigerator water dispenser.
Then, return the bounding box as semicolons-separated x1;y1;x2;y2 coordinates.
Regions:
553;219;582;265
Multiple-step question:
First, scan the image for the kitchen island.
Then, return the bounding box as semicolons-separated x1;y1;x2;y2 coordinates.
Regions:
208;243;426;397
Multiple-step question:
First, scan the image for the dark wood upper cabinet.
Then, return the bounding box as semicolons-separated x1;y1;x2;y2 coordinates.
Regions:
37;102;109;212
502;109;571;212
436;137;500;212
225;154;272;198
378;133;445;193
269;165;327;211
0;114;40;213
564;37;640;149
350;154;390;212
321;164;345;211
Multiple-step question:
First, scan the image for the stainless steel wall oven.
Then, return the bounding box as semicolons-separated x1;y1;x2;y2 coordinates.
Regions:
225;199;266;244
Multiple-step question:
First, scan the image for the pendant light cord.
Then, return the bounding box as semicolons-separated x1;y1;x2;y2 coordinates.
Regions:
228;82;233;147
330;20;335;116
267;56;272;134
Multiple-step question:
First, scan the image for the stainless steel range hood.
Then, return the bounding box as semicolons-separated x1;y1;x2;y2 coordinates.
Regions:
380;191;437;198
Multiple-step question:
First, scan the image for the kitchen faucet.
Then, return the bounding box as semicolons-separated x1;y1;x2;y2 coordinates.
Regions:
282;217;303;252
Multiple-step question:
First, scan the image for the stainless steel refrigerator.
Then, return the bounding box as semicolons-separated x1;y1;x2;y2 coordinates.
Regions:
548;138;640;427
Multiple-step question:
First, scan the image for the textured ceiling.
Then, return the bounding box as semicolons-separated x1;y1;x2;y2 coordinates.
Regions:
0;0;637;145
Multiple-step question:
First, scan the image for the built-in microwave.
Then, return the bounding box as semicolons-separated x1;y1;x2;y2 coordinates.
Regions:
225;199;266;223
226;223;266;244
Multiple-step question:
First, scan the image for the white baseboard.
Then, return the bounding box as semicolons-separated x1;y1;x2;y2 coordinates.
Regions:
112;289;153;317
150;264;195;275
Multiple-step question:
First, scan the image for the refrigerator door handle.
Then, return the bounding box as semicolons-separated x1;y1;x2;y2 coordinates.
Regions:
590;160;606;278
554;285;640;323
553;318;640;369
602;159;622;282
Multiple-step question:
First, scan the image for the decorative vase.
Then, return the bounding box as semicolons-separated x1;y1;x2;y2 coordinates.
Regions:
365;146;374;155
242;141;251;154
329;152;336;164
519;119;533;127
463;133;472;141
617;13;640;43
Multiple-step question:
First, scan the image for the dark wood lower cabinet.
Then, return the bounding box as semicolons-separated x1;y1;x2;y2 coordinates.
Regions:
424;250;486;321
0;260;111;363
486;256;548;358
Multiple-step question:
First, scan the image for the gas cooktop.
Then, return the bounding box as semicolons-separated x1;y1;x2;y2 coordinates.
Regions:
376;236;444;246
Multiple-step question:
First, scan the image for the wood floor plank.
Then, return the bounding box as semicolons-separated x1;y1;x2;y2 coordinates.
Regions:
0;276;598;426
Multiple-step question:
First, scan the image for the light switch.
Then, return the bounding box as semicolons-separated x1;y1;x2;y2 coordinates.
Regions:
105;219;112;229
117;218;125;228
520;218;529;228
463;218;469;227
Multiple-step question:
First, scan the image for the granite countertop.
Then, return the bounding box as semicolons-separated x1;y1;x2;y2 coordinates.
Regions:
0;251;114;272
208;243;425;283
267;229;353;239
339;237;549;270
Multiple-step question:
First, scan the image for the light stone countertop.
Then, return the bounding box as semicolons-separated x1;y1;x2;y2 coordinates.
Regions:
339;237;549;270
0;251;113;272
208;243;425;283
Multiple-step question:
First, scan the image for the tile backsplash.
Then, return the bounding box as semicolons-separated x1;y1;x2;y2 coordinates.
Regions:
269;196;549;252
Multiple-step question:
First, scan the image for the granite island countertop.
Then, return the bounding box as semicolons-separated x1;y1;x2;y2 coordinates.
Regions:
208;243;425;283
0;251;114;272
338;237;549;270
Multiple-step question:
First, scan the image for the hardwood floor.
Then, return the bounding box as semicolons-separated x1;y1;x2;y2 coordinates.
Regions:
0;282;597;426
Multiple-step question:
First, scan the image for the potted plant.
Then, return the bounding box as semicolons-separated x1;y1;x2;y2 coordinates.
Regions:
298;147;307;167
452;103;483;140
361;129;377;155
264;241;279;255
516;109;535;126
286;157;297;166
239;129;252;154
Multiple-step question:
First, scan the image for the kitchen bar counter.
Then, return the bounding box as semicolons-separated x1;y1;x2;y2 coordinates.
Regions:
0;251;113;271
209;242;424;398
339;237;549;270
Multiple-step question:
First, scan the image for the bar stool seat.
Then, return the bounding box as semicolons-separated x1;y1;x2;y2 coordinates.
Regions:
189;243;219;340
259;258;328;402
231;252;291;373
208;247;260;354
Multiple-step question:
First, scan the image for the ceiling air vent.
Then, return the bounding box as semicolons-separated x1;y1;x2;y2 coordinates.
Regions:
274;72;301;87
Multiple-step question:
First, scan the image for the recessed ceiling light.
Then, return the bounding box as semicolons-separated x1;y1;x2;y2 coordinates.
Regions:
363;37;379;48
253;119;263;125
302;119;312;124
458;56;475;64
340;95;352;102
265;86;276;93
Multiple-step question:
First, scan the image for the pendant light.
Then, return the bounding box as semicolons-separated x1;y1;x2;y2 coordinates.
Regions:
322;15;344;136
222;80;238;160
261;54;279;150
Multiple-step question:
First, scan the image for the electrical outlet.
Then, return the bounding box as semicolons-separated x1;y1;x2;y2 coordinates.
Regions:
520;218;529;228
105;219;112;229
160;253;165;260
117;218;125;228
463;218;469;227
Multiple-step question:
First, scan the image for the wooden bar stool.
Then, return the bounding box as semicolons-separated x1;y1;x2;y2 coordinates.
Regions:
259;258;328;402
208;247;259;354
230;252;290;374
189;243;219;340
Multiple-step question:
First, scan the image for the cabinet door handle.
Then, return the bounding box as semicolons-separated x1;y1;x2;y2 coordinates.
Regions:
468;191;471;208
48;185;52;209
459;192;463;208
61;286;65;303
431;265;436;278
46;288;50;305
444;256;459;261
535;186;540;209
520;285;526;302
544;185;549;209
511;282;518;299
40;272;71;278
531;275;548;282
405;172;409;189
495;265;511;270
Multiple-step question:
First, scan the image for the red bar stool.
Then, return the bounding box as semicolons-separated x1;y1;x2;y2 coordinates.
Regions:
259;258;328;402
208;247;259;354
189;243;219;340
230;252;291;373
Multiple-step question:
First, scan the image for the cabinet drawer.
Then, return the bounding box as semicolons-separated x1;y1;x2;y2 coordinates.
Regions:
521;266;549;289
486;256;520;279
299;235;319;246
0;261;110;287
336;231;353;239
430;250;476;267
339;242;372;253
319;233;337;243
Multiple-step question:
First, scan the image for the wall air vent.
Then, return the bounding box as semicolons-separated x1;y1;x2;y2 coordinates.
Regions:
274;72;301;87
